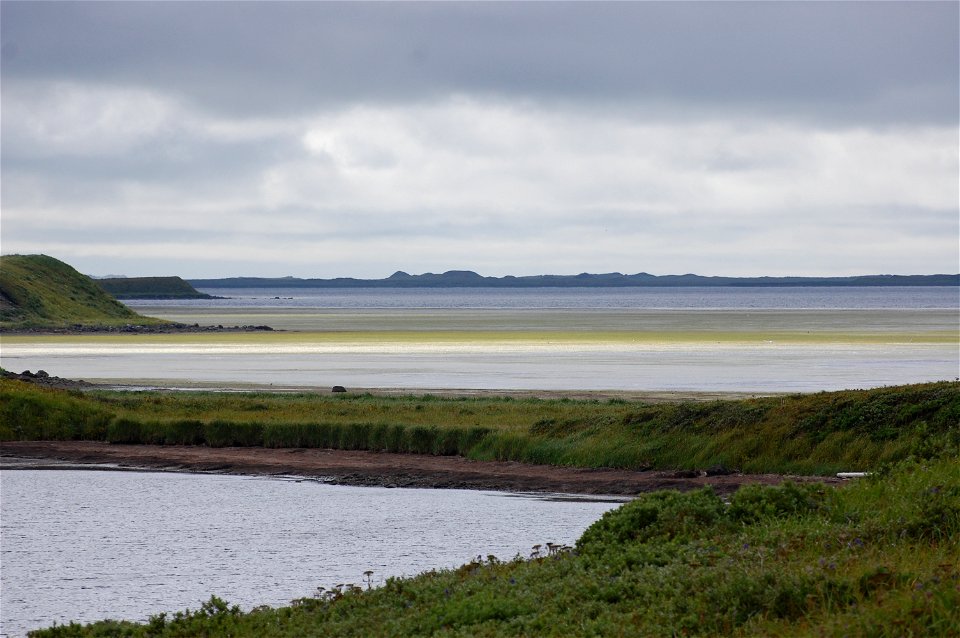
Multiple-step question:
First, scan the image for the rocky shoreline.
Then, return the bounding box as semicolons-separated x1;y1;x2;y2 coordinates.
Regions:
0;322;274;335
1;368;96;390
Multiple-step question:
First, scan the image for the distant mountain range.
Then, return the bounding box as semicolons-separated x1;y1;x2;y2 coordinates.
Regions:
188;271;960;288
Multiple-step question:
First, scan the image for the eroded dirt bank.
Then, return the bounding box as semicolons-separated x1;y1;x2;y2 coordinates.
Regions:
0;441;839;496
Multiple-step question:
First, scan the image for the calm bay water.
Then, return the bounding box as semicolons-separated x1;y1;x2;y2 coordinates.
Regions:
131;285;960;310
4;287;957;392
0;469;619;637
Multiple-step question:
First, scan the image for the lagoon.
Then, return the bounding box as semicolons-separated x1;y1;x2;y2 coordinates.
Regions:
0;468;620;637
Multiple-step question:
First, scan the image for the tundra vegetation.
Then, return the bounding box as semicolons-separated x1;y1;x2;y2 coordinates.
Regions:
0;254;168;329
2;380;957;475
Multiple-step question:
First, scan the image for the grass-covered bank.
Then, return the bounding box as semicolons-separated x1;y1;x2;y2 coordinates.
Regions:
31;456;960;637
2;380;957;475
0;254;168;330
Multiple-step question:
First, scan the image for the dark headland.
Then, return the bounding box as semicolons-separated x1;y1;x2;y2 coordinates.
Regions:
0;254;268;333
96;276;216;300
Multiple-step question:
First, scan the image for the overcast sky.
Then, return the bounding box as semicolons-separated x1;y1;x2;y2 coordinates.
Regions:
2;1;957;278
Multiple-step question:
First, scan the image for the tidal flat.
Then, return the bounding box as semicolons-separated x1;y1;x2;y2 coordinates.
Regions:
2;313;956;392
126;305;960;336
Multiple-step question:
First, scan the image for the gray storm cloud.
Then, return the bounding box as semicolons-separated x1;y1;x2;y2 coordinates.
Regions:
3;2;957;122
1;1;957;278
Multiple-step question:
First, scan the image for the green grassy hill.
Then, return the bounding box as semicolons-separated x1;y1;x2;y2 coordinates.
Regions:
0;254;167;329
97;276;214;299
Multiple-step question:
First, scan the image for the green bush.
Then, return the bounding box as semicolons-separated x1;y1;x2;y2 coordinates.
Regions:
107;418;143;444
728;481;826;523
203;420;264;447
577;488;728;552
406;425;439;454
164;420;205;445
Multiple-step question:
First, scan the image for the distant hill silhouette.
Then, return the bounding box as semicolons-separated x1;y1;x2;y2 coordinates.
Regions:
188;271;960;289
97;276;214;299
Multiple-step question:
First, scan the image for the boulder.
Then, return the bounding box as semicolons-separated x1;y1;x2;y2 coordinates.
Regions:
704;464;736;476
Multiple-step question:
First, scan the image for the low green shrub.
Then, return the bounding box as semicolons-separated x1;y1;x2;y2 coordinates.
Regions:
164;420;205;445
203;420;264;447
406;425;440;454
728;481;826;523
107;418;143;444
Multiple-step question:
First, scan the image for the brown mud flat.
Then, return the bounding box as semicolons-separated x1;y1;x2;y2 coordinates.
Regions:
0;441;840;496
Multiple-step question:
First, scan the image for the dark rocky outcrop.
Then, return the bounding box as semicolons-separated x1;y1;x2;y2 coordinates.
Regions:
2;323;274;335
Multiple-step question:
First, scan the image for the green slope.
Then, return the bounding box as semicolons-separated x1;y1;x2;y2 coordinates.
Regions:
0;254;167;329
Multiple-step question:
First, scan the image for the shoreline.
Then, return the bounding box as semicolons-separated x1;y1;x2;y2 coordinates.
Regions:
0;369;785;401
0;323;275;336
0;441;840;496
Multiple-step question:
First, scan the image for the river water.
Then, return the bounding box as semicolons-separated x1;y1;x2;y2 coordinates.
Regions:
0;468;620;637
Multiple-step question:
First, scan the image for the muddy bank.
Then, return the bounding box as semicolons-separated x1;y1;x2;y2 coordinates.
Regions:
0;441;839;496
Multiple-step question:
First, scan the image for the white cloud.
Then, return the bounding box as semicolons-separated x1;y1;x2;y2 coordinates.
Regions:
275;99;959;217
2;82;176;156
2;91;956;277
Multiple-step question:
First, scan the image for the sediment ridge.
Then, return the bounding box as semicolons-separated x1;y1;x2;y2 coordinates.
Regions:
0;441;836;496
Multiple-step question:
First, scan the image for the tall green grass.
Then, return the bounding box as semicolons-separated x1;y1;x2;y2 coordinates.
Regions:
3;379;957;475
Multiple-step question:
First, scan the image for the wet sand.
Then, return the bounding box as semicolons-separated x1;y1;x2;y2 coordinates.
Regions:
0;441;839;496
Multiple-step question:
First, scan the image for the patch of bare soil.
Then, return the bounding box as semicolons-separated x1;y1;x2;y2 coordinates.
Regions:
0;441;839;496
